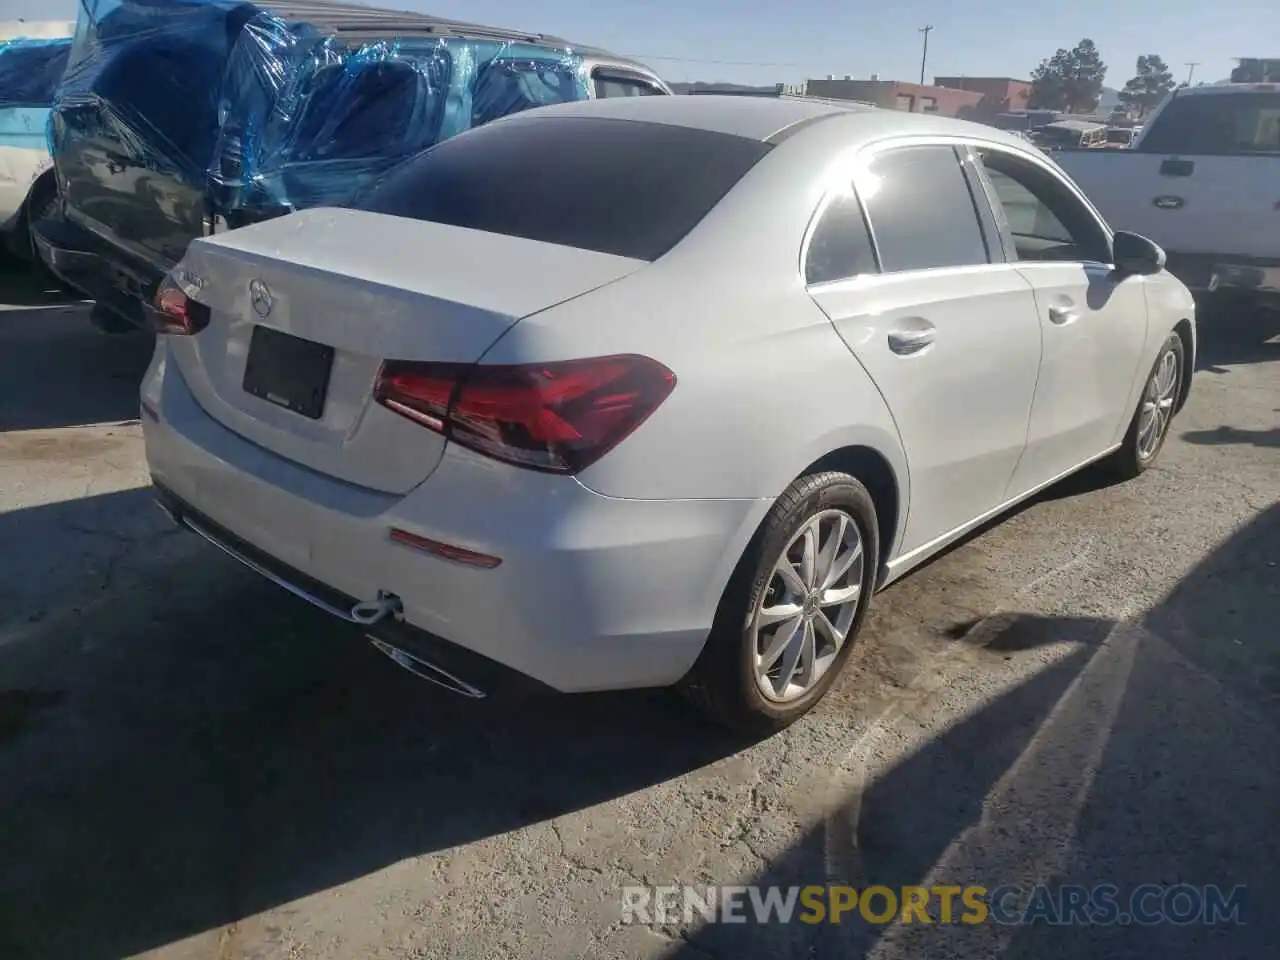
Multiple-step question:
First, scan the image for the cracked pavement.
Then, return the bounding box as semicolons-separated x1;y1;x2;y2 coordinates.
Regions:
0;263;1277;960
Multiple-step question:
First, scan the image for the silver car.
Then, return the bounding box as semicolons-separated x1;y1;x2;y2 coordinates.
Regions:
141;96;1195;733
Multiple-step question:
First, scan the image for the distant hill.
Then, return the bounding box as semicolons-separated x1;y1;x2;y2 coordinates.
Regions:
1096;86;1121;112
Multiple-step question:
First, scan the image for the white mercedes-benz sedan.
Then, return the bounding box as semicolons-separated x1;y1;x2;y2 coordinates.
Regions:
141;95;1195;733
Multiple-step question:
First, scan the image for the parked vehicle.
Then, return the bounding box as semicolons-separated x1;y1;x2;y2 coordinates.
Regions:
35;0;667;332
1101;126;1138;148
0;37;71;263
1055;83;1280;310
1032;119;1109;150
141;96;1195;733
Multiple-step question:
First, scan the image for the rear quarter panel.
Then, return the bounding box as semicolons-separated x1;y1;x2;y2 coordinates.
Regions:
479;116;909;542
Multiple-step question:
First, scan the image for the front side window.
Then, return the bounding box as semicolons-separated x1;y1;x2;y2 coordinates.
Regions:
976;150;1111;264
860;145;990;273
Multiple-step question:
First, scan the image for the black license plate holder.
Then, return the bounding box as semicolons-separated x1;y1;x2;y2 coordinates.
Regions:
242;326;334;420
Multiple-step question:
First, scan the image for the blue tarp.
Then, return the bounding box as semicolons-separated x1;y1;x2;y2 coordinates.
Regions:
54;0;590;218
0;37;72;109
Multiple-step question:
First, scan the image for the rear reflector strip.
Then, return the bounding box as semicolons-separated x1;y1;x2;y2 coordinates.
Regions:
389;528;502;569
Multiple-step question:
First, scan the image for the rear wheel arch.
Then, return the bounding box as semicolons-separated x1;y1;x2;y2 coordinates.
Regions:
800;446;902;584
1172;317;1194;413
6;169;57;262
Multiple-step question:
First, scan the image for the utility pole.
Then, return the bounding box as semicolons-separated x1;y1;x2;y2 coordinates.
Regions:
1184;61;1200;86
919;25;933;86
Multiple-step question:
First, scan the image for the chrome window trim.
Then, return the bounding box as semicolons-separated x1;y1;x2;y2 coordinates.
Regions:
800;132;1119;288
586;61;671;97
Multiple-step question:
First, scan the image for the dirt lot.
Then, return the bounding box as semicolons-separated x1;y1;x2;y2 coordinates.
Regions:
0;261;1277;960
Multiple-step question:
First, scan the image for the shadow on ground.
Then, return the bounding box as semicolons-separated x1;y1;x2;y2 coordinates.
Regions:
0;255;90;309
666;505;1280;959
0;269;1275;960
1181;426;1280;449
0;290;152;431
0;491;749;960
1194;302;1280;374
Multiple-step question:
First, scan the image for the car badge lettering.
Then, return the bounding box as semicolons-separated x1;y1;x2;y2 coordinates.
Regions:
1152;195;1185;210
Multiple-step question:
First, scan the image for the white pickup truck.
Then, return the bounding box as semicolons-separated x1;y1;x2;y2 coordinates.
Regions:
1054;83;1280;310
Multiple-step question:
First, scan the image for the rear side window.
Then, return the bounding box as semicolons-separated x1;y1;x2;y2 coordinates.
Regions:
1138;93;1280;155
594;73;665;98
290;57;449;162
470;59;585;128
805;192;876;284
358;116;772;260
0;42;70;107
861;145;990;272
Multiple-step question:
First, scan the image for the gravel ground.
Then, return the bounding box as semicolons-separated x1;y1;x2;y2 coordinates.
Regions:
0;262;1276;960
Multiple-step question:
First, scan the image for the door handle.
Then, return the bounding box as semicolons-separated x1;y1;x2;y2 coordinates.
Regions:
1048;305;1078;325
887;326;936;355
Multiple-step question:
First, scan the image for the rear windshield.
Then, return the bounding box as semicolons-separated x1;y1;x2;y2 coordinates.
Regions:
1138;92;1280;155
357;115;773;260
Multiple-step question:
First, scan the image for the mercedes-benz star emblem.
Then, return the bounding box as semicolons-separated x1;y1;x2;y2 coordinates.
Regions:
249;279;273;318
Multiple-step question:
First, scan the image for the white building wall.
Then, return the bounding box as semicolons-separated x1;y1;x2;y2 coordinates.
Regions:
0;21;76;44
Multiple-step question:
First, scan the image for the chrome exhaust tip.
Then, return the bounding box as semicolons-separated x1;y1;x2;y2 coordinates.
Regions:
366;636;487;699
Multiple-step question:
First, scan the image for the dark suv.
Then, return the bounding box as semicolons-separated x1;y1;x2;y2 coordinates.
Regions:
35;0;668;331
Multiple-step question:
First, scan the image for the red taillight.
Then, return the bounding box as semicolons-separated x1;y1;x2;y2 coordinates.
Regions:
373;355;676;474
148;275;210;335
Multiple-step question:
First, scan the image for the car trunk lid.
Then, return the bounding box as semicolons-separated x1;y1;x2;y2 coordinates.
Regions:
167;207;646;494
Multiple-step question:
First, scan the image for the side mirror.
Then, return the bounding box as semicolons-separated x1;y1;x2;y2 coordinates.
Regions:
1112;231;1167;277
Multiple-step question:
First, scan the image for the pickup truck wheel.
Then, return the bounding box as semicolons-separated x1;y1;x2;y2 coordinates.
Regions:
1108;332;1185;480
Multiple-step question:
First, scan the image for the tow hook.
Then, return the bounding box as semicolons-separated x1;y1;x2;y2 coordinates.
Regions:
350;591;403;626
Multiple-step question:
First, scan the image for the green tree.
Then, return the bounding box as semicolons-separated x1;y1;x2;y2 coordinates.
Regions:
1118;55;1175;117
1029;38;1108;113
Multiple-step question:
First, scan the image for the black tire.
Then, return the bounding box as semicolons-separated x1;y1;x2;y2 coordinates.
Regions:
1107;332;1185;480
19;174;76;294
21;174;58;258
679;471;880;736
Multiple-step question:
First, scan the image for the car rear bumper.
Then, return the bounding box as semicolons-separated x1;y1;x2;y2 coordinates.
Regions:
31;213;162;327
141;345;771;694
1164;252;1280;302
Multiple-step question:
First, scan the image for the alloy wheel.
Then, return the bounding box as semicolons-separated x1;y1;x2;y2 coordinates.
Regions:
1136;346;1180;460
752;509;864;703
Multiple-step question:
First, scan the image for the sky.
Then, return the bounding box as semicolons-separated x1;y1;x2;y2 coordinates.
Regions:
7;0;1278;89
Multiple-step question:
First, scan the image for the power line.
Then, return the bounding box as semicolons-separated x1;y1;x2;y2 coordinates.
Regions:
1184;61;1200;85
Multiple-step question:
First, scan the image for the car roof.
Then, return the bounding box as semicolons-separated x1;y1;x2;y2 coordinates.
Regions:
1169;81;1280;97
496;94;870;141
500;94;1044;152
258;0;613;57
